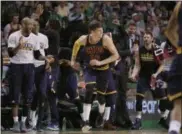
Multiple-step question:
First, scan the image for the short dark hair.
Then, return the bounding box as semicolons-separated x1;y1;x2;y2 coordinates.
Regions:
88;20;102;32
144;31;153;37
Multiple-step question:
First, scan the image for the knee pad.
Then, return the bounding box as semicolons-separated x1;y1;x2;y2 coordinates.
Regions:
159;99;168;112
84;84;94;103
74;99;83;113
97;94;106;105
136;95;144;111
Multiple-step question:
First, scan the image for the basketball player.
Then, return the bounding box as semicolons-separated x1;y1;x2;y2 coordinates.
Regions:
71;20;119;131
131;32;168;130
150;40;175;129
81;61;118;130
8;17;50;133
29;20;53;132
164;2;182;134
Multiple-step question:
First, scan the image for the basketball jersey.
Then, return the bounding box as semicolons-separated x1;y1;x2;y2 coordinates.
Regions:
83;34;110;70
8;30;39;64
152;43;164;64
161;41;176;59
34;33;49;67
161;41;176;71
139;45;159;78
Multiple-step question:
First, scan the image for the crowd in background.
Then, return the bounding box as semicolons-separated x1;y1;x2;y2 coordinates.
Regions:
1;0;177;94
1;1;177;131
1;1;176;49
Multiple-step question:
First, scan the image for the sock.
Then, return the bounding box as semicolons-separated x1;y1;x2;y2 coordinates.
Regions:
21;116;27;122
30;110;36;119
98;103;105;115
169;120;181;133
103;107;111;121
83;104;91;121
161;110;170;119
136;111;142;119
13;116;18;122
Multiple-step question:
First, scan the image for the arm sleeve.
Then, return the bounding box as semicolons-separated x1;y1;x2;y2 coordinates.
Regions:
45;49;48;56
33;50;42;60
72;39;84;57
8;48;14;57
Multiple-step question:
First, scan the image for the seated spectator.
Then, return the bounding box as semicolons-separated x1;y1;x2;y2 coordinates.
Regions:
3;13;20;43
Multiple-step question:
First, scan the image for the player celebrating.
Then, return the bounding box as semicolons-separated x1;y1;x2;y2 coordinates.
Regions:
8;17;50;133
131;32;168;130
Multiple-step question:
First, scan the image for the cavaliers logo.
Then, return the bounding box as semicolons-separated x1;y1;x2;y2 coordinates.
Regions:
85;46;104;60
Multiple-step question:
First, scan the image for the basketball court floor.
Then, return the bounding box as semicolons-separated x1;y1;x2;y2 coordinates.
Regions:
1;130;170;134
